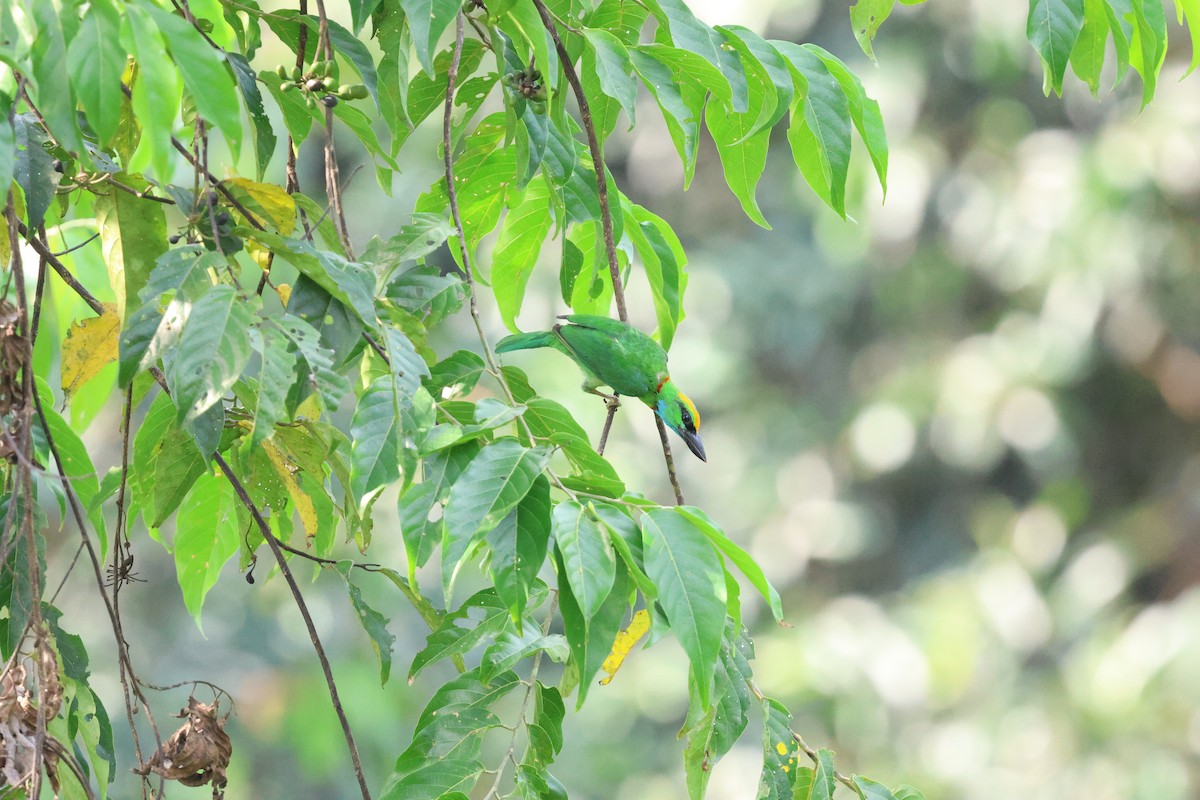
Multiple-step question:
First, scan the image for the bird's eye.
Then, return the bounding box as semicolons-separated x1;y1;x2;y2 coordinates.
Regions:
680;407;693;429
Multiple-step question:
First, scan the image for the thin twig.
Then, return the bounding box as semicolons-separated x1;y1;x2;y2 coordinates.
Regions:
531;0;626;324
50;231;99;258
14;220;104;315
531;0;686;504
213;454;374;800
93;174;175;205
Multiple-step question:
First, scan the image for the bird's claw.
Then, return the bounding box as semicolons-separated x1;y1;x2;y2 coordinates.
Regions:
604;394;621;410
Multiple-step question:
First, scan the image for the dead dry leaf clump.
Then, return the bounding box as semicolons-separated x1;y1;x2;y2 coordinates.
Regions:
136;697;232;798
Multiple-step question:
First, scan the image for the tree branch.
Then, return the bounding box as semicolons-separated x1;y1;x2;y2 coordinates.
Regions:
14;220;104;315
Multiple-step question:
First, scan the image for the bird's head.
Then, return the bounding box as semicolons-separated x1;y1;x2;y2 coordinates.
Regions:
655;379;706;462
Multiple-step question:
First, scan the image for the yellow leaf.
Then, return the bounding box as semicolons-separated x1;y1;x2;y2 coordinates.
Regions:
61;304;120;399
224;177;296;235
276;282;292;307
262;438;320;541
599;609;650;686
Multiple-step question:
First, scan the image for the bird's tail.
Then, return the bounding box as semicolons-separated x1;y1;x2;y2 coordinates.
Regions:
495;330;557;353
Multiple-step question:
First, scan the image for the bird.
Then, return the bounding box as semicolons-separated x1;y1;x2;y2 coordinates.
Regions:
495;314;705;462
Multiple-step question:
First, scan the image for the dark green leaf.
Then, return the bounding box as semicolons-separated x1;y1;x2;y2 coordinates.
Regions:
336;562;396;684
350;0;385;33
552;502;616;622
557;554;628;708
96;172;169;321
150;414;208;528
13;114;58;230
641;508;726;707
427;350;486;398
167;285;255;424
401;0;461;77
29;1;83;158
758;698;801;800
853;775;900;800
677;506;783;622
486;474;551;626
228;53;278;179
67;0;124;146
583;29;639;125
1026;0;1086;96
276;312;352;413
351;376;403;498
36;382;107;559
145;6;243;154
408;589;512;680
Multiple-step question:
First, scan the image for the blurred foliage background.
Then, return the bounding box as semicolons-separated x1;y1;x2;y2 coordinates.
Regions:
44;1;1200;798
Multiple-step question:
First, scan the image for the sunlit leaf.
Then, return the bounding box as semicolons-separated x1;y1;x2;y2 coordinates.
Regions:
167;285;256;425
62;304;119;401
1027;0;1086;96
173;471;238;629
553;501;616;622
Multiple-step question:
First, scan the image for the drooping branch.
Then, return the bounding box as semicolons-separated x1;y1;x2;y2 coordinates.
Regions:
14;220;104;315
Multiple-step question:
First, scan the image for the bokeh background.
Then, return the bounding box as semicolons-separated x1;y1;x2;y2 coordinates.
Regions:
40;1;1200;798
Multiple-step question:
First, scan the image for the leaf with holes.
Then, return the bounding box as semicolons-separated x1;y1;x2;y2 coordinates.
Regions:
168;286;256;424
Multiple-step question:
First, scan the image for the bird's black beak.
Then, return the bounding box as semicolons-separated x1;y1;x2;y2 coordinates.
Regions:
679;428;706;462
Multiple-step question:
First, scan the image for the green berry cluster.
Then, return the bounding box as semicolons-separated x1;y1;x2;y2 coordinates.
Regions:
274;61;369;109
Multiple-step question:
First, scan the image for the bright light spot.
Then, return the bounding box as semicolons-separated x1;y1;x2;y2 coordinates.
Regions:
851;402;917;473
1010;504;1067;571
921;720;990;779
873;150;930;246
1062;542;1128;613
976;558;1053;651
1104;294;1164;366
791;501;873;561
775;451;836;504
997;388;1059;452
1092;605;1187;711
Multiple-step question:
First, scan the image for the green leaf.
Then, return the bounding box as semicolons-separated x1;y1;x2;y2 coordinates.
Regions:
67;0;124;146
850;0;895;62
853;776;900;800
556;552;628;708
1027;0;1086;96
95;172;169;321
426;350;486;398
776;42;852;218
677;506;783;622
119;247;219;387
173;471;238;629
408;589;513;680
29;1;83;159
387;266;467;326
641;508;726;707
486;474;552;626
122;5;182;179
145;6;243;155
0;515;43;657
376;213;456;276
758;698;801;800
1176;0;1200;76
382;324;430;403
250;322;296;446
1129;0;1167;107
806;46;889;197
583;29;639;126
275;312;352;412
682;696;717;800
167;285;256;425
0;118;15;205
810;749;837;800
480;628;568;684
1070;0;1109;94
35;383;107;560
623;200;685;349
712;622;754;759
350;0;385;33
493;182;554;331
382;669;519;800
393;39;487;152
893;786;928;800
443;439;552;601
527;683;565;765
336;562;396;684
13;114;57;231
401;0;461;77
643;0;739;109
552;502;617;622
350;376;403;498
150;413;208;529
228;53;278;179
630;48;701;184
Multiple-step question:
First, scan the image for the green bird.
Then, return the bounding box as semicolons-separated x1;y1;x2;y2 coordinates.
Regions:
495;314;705;462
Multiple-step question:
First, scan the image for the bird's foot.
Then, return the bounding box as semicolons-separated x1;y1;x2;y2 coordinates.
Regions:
604;394;621;410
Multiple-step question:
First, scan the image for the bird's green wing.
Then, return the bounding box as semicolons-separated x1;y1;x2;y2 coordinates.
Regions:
555;316;666;399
